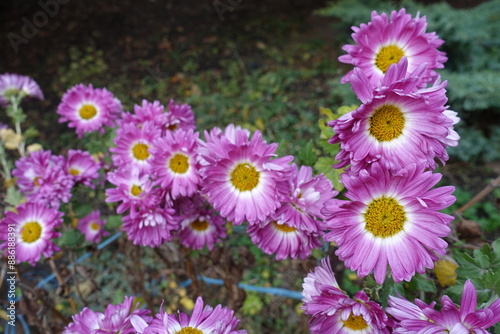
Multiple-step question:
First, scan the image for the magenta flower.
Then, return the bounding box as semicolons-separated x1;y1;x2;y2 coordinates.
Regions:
66;149;100;188
199;124;293;225
176;196;227;251
13;150;74;208
165;99;196;132
322;163;455;284
119;99;167;130
302;258;389;334
330;58;459;173
386;280;500;333
62;307;101;333
57;83;122;138
247;215;322;260
110;121;160;172
105;166;159;217
77;210;109;243
150;129;202;199
166;297;246;333
121;204;178;247
63;296;151;334
0;203;62;266
0;73;44;106
339;8;447;87
276;164;337;233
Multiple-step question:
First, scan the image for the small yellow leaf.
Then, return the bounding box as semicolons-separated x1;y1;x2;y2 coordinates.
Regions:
27;143;43;152
180;296;194;311
435;257;458;287
255;117;265;131
0;128;22;150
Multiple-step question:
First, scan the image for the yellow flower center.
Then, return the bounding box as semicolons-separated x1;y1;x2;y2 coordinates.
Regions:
176;327;203;334
375;45;405;73
131;185;142;196
167;123;178;131
191;219;209;231
33;176;41;187
132;143;150;160
21;221;42;243
79;104;98;120
369;104;405;142
69;168;81;176
343;313;369;331
90;222;100;231
364;197;406;238
273;221;296;233
230;163;260;191
169;153;189;174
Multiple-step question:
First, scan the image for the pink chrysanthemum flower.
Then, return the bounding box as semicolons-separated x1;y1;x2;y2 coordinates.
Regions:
150;129;202;199
66;149;100;188
0;73;44;106
12;149;53;194
276;164;337;233
339;8;447;87
119;99;167;130
13;150;74;208
176;197;227;251
165;99;196;132
166;297;246;334
0;203;62;266
62;307;101;333
121;204;178;247
63;296;152;334
110;121;160;172
77;210;109;243
57;83;122;138
322;163;455;284
106;166;159;217
247;215;322;260
387;280;500;333
302;257;390;334
330;59;459;173
199;124;293;225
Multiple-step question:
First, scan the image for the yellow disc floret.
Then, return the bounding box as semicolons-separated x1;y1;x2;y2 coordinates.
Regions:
132;143;150;160
79;104;98;120
169;153;189;174
176;327;203;334
69;168;81;176
343;313;369;331
191;219;209;231
273;221;296;233
369;104;405;142
21;221;42;243
230;163;260;191
131;185;142;197
375;45;405;73
364;197;406;238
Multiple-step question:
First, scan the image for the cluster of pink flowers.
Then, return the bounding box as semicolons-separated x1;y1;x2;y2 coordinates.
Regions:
0;148;106;265
323;8;458;285
302;258;500;333
63;296;246;334
100;95;338;258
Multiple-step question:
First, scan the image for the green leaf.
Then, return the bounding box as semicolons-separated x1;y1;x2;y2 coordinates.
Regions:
408;274;437;293
58;230;84;247
314;157;344;191
106;215;123;229
74;203;93;218
455;252;485;277
297;140;318;166
5;187;23;206
241;293;264;316
23;127;40;138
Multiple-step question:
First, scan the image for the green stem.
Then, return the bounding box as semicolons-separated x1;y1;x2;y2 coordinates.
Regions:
0;144;11;180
